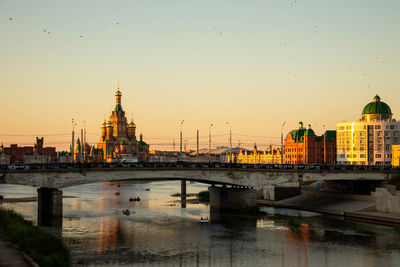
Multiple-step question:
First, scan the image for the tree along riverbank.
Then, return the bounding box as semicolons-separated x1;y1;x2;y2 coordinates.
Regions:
0;207;71;267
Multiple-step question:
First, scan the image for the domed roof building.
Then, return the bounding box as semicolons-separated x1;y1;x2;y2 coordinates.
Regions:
283;122;336;164
97;86;149;163
361;95;392;122
337;95;399;165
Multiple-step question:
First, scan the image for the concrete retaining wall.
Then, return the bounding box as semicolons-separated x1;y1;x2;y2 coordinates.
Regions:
263;186;300;201
375;188;400;214
302;190;376;201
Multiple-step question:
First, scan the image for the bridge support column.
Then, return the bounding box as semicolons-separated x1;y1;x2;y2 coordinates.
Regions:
209;186;257;210
181;180;186;208
37;187;63;228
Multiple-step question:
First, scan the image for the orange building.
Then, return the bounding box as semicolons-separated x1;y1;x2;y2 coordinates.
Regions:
284;122;336;164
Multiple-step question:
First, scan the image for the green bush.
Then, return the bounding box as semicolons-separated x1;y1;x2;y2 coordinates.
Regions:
0;207;70;267
198;190;210;203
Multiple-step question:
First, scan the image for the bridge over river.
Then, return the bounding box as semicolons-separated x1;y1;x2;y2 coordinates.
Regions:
1;166;398;228
0;166;395;190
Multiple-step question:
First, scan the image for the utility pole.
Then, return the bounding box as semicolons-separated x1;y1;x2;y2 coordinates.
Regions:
296;131;299;165
226;122;232;164
80;129;83;164
209;123;213;163
180;120;184;160
197;130;199;163
281;122;286;164
304;132;307;164
72;119;75;161
323;125;326;164
83;121;86;163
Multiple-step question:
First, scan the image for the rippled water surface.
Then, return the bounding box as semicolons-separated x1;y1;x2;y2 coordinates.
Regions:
1;181;400;266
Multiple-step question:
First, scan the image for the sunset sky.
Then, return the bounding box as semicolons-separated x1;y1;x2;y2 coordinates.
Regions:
1;0;400;151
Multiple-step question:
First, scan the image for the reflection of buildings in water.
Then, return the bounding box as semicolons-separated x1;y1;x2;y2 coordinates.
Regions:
208;210;257;265
285;226;310;267
97;217;124;254
96;183;126;254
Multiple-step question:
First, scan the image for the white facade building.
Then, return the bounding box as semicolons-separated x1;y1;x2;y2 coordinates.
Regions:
337;95;400;165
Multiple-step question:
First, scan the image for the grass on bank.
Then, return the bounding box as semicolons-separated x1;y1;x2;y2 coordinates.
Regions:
0;207;71;267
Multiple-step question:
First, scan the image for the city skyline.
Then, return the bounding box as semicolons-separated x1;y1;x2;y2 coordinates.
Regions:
1;0;400;150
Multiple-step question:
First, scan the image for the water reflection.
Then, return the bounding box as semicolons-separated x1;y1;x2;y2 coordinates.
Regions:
1;181;400;266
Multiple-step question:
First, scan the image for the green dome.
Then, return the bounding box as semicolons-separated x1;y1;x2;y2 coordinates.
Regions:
286;124;316;143
114;104;124;114
362;95;392;115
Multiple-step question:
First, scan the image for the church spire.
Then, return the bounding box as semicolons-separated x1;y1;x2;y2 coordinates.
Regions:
115;81;122;105
114;82;123;114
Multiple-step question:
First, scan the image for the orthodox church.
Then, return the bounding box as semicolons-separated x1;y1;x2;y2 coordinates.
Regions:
96;86;149;162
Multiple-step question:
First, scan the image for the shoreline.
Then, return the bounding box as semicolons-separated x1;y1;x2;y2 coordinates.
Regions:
258;195;400;225
0;195;76;203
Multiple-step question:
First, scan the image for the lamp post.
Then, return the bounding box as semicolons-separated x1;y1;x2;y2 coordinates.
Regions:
323;125;326;164
83;120;86;163
209;123;213;163
226;122;232;164
281;122;286;164
72;118;75;162
180;120;184;160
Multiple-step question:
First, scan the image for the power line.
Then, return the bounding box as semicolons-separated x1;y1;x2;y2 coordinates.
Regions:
0;133;70;136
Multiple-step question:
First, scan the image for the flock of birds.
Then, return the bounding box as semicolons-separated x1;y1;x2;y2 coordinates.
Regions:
7;12;398;84
8;16;119;38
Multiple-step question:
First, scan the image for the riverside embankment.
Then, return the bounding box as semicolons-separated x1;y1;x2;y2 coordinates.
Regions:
258;191;400;225
0;207;71;267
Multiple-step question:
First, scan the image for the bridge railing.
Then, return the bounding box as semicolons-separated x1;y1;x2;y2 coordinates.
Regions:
1;162;396;172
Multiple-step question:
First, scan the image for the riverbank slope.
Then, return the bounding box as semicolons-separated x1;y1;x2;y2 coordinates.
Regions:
258;193;400;224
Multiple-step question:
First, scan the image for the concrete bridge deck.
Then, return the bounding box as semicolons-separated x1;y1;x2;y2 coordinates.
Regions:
1;167;396;190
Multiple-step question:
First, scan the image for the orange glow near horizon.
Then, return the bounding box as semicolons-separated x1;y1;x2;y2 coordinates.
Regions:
1;1;400;151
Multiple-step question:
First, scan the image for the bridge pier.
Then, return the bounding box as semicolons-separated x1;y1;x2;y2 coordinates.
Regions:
209;186;257;210
37;187;63;228
181;180;186;208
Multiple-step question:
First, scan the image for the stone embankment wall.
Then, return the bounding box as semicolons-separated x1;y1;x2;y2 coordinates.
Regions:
374;187;400;214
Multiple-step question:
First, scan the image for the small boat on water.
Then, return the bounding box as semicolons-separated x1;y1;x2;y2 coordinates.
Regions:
123;209;130;216
199;217;209;223
129;197;141;201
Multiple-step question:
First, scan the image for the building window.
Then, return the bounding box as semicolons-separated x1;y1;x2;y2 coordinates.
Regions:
375;154;382;158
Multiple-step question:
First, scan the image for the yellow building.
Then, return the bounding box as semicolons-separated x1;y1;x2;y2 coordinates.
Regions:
235;145;282;164
392;145;400;167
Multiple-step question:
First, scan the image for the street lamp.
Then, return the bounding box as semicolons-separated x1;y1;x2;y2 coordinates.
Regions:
209;123;213;163
226;122;232;164
281;122;286;164
323;125;326;164
180;120;184;160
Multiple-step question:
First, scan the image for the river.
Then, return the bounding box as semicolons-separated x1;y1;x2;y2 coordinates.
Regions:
1;181;400;266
